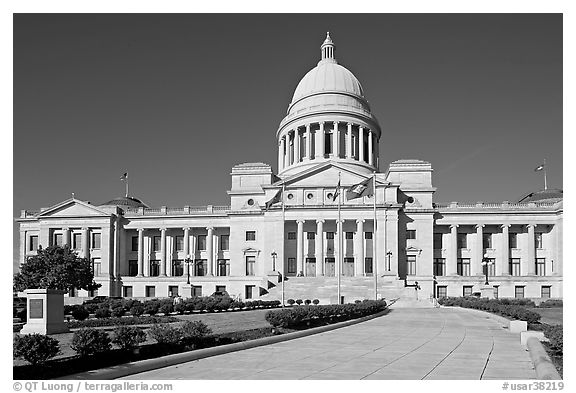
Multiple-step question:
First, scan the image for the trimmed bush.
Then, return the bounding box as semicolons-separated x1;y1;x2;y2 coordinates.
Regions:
295;299;303;305
312;299;320;305
112;326;146;350
174;303;187;315
66;315;179;329
71;328;112;357
110;302;126;318
180;321;212;346
304;299;311;305
129;303;145;317
437;297;541;324
543;325;563;354
148;324;182;346
159;303;173;315
287;299;295;306
14;334;60;365
94;306;111;319
144;300;160;316
71;305;90;321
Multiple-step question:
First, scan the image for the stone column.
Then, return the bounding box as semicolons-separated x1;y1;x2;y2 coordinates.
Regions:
333;121;339;158
526;224;536;275
315;220;324;276
82;227;89;259
359;126;364;163
283;135;289;169
375;137;380;169
160;228;167;276
356;219;365;276
62;228;70;247
305;124;311;160
278;139;284;171
294;127;300;164
317;122;325;158
368;131;374;166
473;224;484;276
499;224;510;276
183;227;190;277
346;123;353;159
207;227;214;276
137;228;144;277
448;224;459;275
296;219;304;276
336;219;344;278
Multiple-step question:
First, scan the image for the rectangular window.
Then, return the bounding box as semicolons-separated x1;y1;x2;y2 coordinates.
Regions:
175;236;184;252
493;286;499;299
29;235;38;251
515;286;525;299
326;232;335;240
194;259;207;276
192;286;202;297
457;233;467;249
149;260;160;277
509;233;518;249
406;230;416;240
433;233;443;249
307;232;316;240
345;232;354;240
287;232;296;240
197;235;207;251
128;260;138;276
463;286;473;297
457;258;471;276
406;255;417;276
91;233;101;249
217;259;230;276
168;286;179;297
433;258;446;276
216;285;227;293
324;133;332;154
172;259;183;276
437;286;447;298
131;236;138;251
153;236;161;252
287;258;297;275
91;258;101;276
246;255;255;276
535;233;543;249
509;258;521;276
364;257;373;274
245;285;255;300
123;286;133;298
73;233;82;250
541;286;551;299
536;258;546;276
483;233;492;249
246;231;256;241
54;233;63;247
220;235;230;250
364;232;373;240
145;286;156;298
68;288;77;297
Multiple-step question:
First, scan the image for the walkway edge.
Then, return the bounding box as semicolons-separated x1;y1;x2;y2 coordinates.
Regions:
526;337;562;380
58;309;390;380
441;305;511;327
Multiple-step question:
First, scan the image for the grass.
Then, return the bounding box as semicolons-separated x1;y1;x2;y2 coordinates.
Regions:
529;307;563;325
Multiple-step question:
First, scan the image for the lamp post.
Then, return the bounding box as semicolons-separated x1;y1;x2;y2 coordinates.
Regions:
184;254;193;285
386;250;392;271
271;251;277;271
481;253;494;285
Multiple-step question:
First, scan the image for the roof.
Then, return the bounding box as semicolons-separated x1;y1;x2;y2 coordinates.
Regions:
515;188;563;203
99;196;149;209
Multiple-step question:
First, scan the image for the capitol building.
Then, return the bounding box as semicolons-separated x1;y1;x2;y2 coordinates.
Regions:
16;34;563;303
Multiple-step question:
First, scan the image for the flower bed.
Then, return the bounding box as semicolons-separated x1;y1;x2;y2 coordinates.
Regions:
437;297;541;324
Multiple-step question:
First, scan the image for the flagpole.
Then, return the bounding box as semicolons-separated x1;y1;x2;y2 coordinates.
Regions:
543;158;548;190
337;171;342;305
281;183;286;308
373;172;378;300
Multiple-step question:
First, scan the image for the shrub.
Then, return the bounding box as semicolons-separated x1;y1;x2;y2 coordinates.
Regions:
180;321;212;346
159;303;173;315
16;308;27;322
438;297;541;324
71;328;112;356
144;300;160;316
66;315;179;329
312;299;320;305
94;306;111;319
129;303;145;317
543;325;563;354
304;299;311;305
539;299;563;308
148;324;182;346
287;299;295;305
13;334;60;365
174;303;187;315
295;299;303;305
110;302;126;318
112;326;146;350
83;302;100;314
71;305;90;321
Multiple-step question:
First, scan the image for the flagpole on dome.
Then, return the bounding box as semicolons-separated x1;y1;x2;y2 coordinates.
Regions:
281;182;286;308
337;171;342;305
373;171;378;300
121;172;129;197
544;158;548;190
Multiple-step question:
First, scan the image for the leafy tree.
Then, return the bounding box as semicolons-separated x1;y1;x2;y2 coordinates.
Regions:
13;245;100;293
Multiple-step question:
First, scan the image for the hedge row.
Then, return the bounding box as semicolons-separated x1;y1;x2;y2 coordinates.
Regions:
542;325;563;354
65;315;179;329
265;300;387;328
438;297;541;324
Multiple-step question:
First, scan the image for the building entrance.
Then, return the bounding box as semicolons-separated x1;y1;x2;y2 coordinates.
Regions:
306;258;316;276
325;257;335;276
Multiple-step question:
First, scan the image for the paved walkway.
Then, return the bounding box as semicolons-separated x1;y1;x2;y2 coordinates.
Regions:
121;308;537;380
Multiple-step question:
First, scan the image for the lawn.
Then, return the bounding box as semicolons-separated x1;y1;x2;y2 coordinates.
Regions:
530;307;563;325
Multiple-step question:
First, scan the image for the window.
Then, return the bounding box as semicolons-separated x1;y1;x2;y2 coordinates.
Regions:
168;286;179;297
287;258;297;275
194;259;207;276
153;236;161;252
483;258;496;277
535;233;543;249
307;232;316;240
406;255;417;276
220;235;229;250
216;285;227;293
175;236;184;252
483;233;492;249
128;260;138;276
149;260;160;277
29;235;38;251
509;258;521;276
324;133;332;154
536;258;546;276
457;258;471;276
131;236;138;251
246;231;256;241
88;288;98;297
91;258;101;276
433;258;446;276
515;286;525;299
73;233;82;250
365;232;373;240
541;286;551;299
463;286;473;297
172;260;183;276
437;286;447;298
217;259;230;276
406;230;416;240
123;286;133;298
145;286;156;298
246;256;256;276
352;134;357;156
287;232;296;240
457;233;467;249
433;233;443;249
325;257;335;277
326;232;335;240
245;285;255;300
197;235;207;251
54;233;63;247
493;286;499;299
68;288;78;297
509;233;518;249
345;232;354;240
91;233;101;249
365;257;373;274
192;286;202;297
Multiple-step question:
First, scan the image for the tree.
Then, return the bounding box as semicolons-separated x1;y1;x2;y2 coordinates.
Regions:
13;245;100;293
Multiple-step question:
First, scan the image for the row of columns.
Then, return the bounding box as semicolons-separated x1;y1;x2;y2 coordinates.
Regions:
54;227;91;259
278;121;377;171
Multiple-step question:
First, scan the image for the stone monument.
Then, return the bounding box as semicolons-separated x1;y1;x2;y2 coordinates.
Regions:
20;289;69;335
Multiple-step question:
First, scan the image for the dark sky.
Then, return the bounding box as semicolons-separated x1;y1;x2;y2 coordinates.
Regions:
13;14;562;266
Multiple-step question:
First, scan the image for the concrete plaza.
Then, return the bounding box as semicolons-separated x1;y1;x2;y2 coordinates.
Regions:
122;307;537;380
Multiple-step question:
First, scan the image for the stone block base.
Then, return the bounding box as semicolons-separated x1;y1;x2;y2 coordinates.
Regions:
509;320;528;333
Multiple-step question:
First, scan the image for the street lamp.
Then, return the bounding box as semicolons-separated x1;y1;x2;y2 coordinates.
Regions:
481;253;494;285
184;254;193;285
386;250;393;271
271;251;277;271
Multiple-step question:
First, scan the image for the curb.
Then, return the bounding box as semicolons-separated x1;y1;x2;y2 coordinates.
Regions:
441;306;511;327
58;309;390;380
526;337;562;380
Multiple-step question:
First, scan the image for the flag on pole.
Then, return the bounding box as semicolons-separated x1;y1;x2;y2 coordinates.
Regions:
265;189;282;210
346;177;374;200
332;180;341;202
120;172;128;180
534;164;545;172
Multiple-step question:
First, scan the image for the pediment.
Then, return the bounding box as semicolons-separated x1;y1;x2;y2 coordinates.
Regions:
273;162;384;189
37;199;113;218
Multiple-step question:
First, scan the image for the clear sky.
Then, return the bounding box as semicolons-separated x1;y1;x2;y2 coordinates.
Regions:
13;14;562;267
